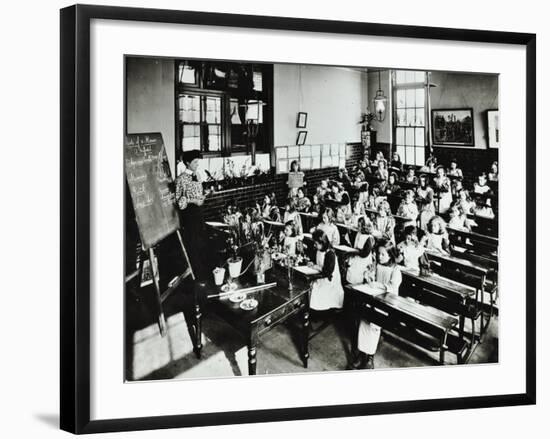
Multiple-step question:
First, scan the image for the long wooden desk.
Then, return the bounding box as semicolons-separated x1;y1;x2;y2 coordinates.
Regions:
347;284;464;364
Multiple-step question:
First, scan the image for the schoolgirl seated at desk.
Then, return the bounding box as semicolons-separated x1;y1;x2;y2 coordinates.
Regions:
283;198;304;236
346;217;376;285
448;158;463;178
448;204;476;232
310;207;340;247
260;193;278;220
326;181;351;215
374;159;389;181
296;187;312;213
310;193;324;215
422;215;450;255
433;166;452;214
416;174;435;231
308;229;345;312
353;184;370;216
380;172;401;196
456;188;475;215
396;225;426;271
473;172;493;195
404;166;418;184
372;200;396;243
351;239;403;369
279;221;300;256
396;189;419;228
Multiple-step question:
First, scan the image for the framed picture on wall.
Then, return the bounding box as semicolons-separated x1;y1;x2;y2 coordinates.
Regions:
431;108;475;146
296;130;308;145
61;4;535;434
487;109;500;148
296;111;308;128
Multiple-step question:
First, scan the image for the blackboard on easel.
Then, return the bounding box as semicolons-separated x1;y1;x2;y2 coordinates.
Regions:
124;133;180;250
124;133;198;344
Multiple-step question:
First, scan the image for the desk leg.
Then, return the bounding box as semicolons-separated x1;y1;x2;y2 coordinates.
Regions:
248;345;257;375
302;310;310;368
193;295;202;359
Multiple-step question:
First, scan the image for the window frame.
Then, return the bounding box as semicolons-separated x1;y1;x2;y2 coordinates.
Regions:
174;60;274;162
392;70;429;167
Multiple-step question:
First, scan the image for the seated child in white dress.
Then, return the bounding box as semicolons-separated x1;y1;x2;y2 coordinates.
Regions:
397;226;425;271
346;217;376;285
396;189;419;228
311;207;340;247
422;215;450;255
352;240;402;369
309;229;344;311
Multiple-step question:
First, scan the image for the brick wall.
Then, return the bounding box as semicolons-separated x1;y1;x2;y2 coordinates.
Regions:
202;142;363;220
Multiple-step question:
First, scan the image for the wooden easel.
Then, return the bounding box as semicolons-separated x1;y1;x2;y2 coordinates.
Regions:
139;229;195;337
125;133;201;357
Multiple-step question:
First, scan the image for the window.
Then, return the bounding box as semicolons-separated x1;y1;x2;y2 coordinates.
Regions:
393;71;428;166
178;93;222;152
175;61;272;160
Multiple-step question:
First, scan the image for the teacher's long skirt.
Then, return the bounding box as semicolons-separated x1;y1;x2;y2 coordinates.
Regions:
180;204;209;281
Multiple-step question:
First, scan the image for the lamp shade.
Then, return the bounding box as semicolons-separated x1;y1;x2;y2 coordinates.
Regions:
373;89;387;122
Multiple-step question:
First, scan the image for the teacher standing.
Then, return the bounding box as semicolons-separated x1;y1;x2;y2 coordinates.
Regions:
175;150;209;281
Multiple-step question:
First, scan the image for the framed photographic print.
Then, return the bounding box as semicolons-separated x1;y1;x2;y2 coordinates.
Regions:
431;108;475;146
488;109;500;148
60;4;536;434
297;111;308;128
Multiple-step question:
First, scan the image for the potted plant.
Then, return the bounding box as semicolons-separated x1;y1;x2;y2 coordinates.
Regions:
225;233;243;280
359;111;375;132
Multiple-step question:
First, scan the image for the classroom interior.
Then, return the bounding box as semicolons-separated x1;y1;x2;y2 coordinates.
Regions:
124;57;499;380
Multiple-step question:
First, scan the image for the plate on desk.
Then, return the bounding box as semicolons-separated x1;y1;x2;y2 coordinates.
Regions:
240;298;258;311
229;292;246;303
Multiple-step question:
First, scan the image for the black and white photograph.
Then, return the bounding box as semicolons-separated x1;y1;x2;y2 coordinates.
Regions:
431;108;475;146
124;58;499;381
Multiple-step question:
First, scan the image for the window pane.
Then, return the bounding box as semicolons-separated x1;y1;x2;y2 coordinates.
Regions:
396;89;406;108
406;89;416;107
396;127;405;145
405;71;416;83
416;108;425;126
206;97;221;124
396;109;407;126
415;71;425;83
415;88;425;107
407;109;416;126
405;146;416;164
396;70;406;84
396;145;405;161
253;70;263;91
178;64;196;84
405;128;415;146
415;128;425;146
415;147;425;166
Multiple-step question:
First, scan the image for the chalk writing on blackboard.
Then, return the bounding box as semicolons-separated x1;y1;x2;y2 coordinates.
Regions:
124;133;180;249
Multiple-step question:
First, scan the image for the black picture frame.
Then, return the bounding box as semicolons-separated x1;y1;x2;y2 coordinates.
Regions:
60;4;536;434
297;111;308;128
297;130;308;145
431;108;475;146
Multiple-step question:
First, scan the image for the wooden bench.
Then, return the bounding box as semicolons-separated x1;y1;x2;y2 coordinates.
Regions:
347;285;466;364
400;267;479;351
425;251;496;338
447;226;498;258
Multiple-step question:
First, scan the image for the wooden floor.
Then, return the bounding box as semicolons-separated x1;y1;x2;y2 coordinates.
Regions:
126;289;498;381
